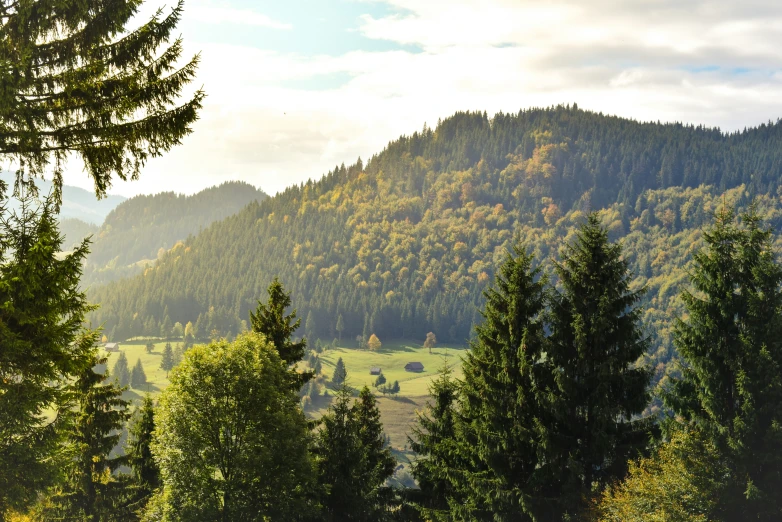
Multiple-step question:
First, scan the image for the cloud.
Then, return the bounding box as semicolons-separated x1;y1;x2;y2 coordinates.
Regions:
61;0;782;198
187;5;292;30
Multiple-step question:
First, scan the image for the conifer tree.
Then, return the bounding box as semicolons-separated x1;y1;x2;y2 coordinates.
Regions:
665;206;782;518
409;358;460;520
306;310;316;340
0;0;203;199
355;387;396;496
113;351;131;388
250;278;307;365
332;357;347;387
0;195;97;516
160;343;174;375
131;358;147;389
455;244;548;521
336;314;345;341
145;342;155;354
374;373;387;388
44;356;131;521
127;396;160;496
545;213;651;518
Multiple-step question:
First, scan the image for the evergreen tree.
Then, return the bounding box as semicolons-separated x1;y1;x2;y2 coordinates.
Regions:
0;195;97;516
314;358;323;376
145;342;155;354
390;381;400;396
665;206;782;518
409;358;460;520
374;373;387;388
250;278;307;365
354;387;396;509
336;314;345;341
545;213;652;518
131;358;147;389
161;343;174;375
44;356;131;521
127;396;160;494
454;244;548;521
0;0;203;199
306;310;316;340
332;357;347;387
161;315;173;340
113;351;131;388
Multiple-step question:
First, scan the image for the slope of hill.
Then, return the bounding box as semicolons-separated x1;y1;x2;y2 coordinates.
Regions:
87;106;782;382
0;172;127;224
79;181;267;286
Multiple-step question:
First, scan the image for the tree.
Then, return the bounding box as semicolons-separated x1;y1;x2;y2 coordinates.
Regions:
374;373;387;388
131;358;147;389
665;206;782;518
160;343;174;375
545;213;652;518
336;314;345;341
150;333;317;521
161;315;173;340
424;332;437;354
102;335;109;344
145;342;155;354
332;357;347;387
306;310;316;340
454;244;548;521
113;351;131;388
313;358;323;376
391;381;400;395
184;321;195;346
43;356;131;521
0;0;203;199
0;196;97;516
409;359;461;520
368;334;382;352
314;383;395;521
127;396;160;498
250;278;307;366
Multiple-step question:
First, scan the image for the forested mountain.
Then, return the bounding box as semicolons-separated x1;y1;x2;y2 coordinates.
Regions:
79;181;267;286
88;106;782;382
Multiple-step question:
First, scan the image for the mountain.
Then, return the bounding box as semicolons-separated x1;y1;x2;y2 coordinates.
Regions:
0;172;127;224
77;181;267;286
87;106;782;382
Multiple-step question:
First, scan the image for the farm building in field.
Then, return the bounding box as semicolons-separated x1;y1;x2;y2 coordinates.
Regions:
370;367;382;375
104;342;120;352
404;362;424;372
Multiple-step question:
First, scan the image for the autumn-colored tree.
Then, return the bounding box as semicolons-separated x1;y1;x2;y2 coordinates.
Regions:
424;332;437;354
368;334;382;351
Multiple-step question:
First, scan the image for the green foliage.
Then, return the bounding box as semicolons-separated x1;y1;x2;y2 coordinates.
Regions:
150;333;317;521
314;384;395;521
145;342;155;354
131;358;147;389
374;373;387;388
160;343;174;375
113;351;131;388
126;396;160;497
544;213;652;517
0;0;203;198
594;429;729;522
455;244;548;521
665;206;782;519
0;195;97;516
250;278;308;367
423;332;437;354
332;357;347;386
43;356;131;521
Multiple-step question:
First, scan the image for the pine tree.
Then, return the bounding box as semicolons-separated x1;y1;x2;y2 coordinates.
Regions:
545;213;652;518
161;315;173;340
113;351;131;388
131;358;147;389
409;358;460;520
332;357;347;387
45;356;131;521
374;373;387;388
391;381;400;395
454;243;548;521
354;387;396;510
0;195;97;516
125;395;160;511
250;278;307;365
306;310;316;340
0;0;203;199
161;343;174;375
336;314;345;341
665;206;782;518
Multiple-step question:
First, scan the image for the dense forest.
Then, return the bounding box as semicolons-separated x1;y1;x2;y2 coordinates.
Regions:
88;106;782;384
74;182;266;286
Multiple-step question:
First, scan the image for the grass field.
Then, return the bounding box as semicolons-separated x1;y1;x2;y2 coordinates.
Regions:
100;340;175;403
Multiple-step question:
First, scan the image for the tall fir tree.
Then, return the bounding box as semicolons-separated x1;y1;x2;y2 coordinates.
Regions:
130;358;147;389
44;356;131;521
0;0;203;199
0;194;97;516
160;343;174;375
336;313;345;341
409;358;461;521
355;387;396;497
127;396;160;496
332;357;347;387
454;244;548;521
665;206;782;519
544;213;652;518
113;351;131;388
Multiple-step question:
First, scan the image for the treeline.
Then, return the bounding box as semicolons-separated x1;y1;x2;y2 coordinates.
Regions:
87;107;782;376
6;191;782;521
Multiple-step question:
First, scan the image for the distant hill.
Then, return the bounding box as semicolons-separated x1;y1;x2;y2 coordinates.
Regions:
87;106;782;385
79;181;267;286
0;172;127;224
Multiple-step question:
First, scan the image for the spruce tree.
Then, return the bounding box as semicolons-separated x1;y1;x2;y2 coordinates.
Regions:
250;278;307;365
0;194;96;516
374;373;387;388
131;358;147;389
336;314;345;341
161;342;174;375
409;358;460;520
113;351;131;388
355;387;396;505
127;396;160;493
545;213;651;518
665;206;782;518
45;356;131;521
0;0;203;199
306;310;316;340
332;357;347;387
455;244;548;521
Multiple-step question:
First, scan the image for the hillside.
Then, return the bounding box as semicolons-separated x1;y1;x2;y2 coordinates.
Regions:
78;181;267;286
87;106;782;381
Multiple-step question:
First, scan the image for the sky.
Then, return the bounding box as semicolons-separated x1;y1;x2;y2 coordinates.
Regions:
60;0;782;198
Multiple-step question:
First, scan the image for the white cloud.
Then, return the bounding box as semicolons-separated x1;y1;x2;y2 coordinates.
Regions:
187;5;292;29
61;0;782;199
